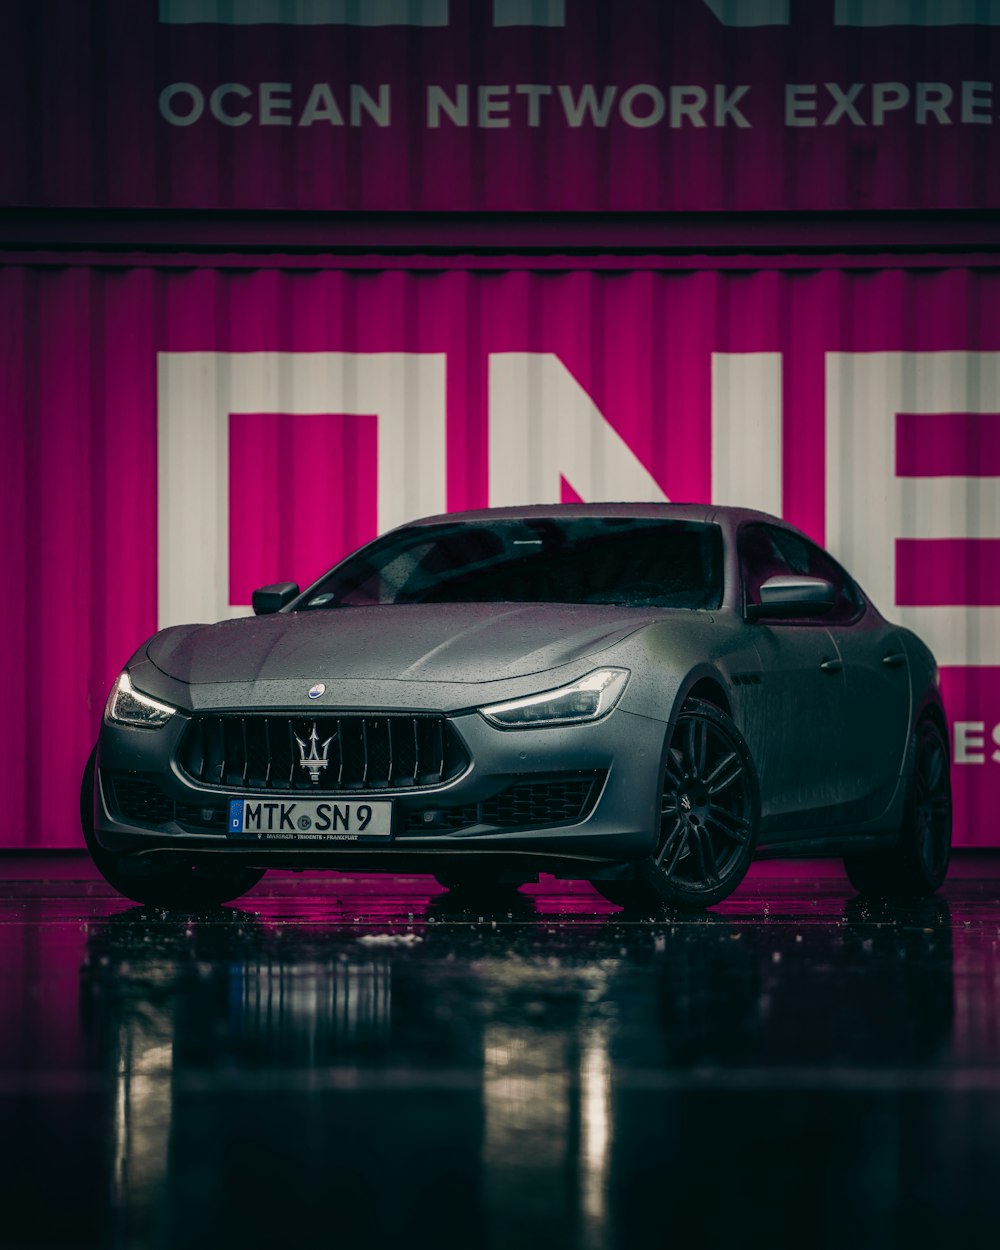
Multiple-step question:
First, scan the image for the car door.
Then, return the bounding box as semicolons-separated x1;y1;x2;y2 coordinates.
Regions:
824;609;912;825
738;524;847;833
760;528;912;824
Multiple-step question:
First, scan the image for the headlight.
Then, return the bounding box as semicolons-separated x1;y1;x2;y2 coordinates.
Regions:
479;668;629;729
104;671;177;728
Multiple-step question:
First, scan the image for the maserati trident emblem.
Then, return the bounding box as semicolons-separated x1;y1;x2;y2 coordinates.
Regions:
295;723;334;784
308;682;326;700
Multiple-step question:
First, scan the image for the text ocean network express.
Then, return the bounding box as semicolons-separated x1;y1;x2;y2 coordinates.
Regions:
157;80;999;131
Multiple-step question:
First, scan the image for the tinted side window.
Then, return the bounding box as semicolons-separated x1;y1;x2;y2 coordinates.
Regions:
739;524;795;613
739;524;862;625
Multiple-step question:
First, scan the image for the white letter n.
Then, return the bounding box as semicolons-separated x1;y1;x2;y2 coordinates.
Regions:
488;353;667;505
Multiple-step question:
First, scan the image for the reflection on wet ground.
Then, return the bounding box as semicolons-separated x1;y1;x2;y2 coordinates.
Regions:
2;869;1000;1248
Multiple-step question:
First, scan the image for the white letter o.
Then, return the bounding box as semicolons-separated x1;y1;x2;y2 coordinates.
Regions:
620;84;665;128
159;83;205;127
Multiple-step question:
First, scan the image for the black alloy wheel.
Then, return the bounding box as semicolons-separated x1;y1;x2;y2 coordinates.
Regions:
80;748;266;909
844;717;952;897
593;699;760;911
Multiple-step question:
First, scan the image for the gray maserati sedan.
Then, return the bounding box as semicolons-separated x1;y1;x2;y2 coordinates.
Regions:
82;504;951;910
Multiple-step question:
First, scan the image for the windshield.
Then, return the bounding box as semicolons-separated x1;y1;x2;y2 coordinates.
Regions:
300;518;723;610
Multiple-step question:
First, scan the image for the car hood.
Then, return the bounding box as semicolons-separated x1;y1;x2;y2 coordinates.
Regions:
146;603;663;686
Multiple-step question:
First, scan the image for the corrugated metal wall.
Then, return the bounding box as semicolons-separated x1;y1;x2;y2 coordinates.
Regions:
2;258;999;847
3;1;999;212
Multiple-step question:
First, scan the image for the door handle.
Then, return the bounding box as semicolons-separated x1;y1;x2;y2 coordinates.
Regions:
882;652;906;669
820;658;843;674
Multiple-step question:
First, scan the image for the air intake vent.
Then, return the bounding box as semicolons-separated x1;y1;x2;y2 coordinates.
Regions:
106;773;227;831
402;772;605;834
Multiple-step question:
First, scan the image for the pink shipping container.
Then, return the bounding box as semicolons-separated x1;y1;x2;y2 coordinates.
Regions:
2;255;1000;849
2;1;1000;214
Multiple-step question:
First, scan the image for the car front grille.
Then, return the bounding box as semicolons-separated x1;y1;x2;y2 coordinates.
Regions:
176;714;469;793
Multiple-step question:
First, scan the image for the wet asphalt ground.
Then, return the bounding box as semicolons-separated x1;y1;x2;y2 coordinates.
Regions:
1;860;1000;1250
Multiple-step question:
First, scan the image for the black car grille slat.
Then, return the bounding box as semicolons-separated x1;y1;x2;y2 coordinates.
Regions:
223;718;244;787
335;718;345;787
364;719;392;790
178;714;468;793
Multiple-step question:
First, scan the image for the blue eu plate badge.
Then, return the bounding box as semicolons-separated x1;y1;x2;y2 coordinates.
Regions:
229;800;244;833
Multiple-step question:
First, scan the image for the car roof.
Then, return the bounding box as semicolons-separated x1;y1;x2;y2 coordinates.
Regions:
407;502;786;529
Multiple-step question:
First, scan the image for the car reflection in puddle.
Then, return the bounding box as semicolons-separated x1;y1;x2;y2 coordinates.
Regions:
72;885;963;1250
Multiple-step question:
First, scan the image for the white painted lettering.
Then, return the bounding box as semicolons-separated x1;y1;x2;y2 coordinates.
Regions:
955;722;986;764
836;0;1000;25
489;354;667;506
158;83;204;126
871;82;910;126
714;84;751;127
427;84;469;128
824;83;865;126
515;83;552;127
670;86;708;128
479;85;511;128
915;82;954;125
558;84;617;127
825;351;1000;667
961;80;993;123
785;84;816;127
209;82;251;126
260;82;293;126
620;85;666;128
493;0;566;26
160;0;449;24
157;352;446;627
712;354;783;514
299;83;344;127
350;84;390;127
701;0;790;24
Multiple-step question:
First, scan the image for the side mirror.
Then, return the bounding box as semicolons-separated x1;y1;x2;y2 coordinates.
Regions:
746;576;835;621
252;582;300;615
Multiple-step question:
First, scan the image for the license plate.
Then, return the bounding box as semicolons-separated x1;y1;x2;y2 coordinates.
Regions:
226;798;393;842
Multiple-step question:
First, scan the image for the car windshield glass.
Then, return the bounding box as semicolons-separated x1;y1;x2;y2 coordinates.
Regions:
300;518;723;610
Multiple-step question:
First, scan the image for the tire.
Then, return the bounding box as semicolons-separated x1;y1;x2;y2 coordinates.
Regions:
844;717;952;898
594;699;760;912
80;748;266;909
590;879;643;908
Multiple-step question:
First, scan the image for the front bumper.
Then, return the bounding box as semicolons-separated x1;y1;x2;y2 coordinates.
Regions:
92;706;668;874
